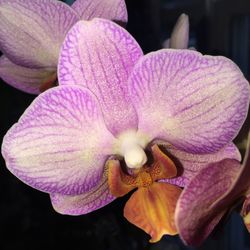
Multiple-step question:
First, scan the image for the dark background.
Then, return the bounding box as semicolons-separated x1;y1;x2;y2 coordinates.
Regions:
0;0;250;249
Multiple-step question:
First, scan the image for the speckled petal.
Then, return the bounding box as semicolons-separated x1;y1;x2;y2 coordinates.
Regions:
0;0;79;68
160;142;241;187
169;14;189;49
59;19;142;135
129;49;250;153
50;165;115;215
1;86;116;195
0;55;56;95
175;158;243;246
71;0;127;24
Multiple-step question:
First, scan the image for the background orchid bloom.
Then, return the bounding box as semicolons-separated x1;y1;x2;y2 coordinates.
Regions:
176;131;250;246
163;13;189;49
2;18;250;243
0;0;127;94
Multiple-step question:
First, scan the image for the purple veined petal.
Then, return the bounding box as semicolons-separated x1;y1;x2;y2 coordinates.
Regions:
159;142;241;187
1;85;117;195
0;0;79;68
176;133;250;246
169;14;189;49
0;55;55;95
175;158;241;246
129;49;250;154
50;165;115;215
71;0;127;24
58;18;143;136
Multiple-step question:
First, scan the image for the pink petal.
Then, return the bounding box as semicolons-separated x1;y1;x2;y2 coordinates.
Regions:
128;49;250;153
0;0;79;68
175;158;241;246
50;165;115;215
71;0;127;24
169;14;189;49
160;142;241;187
176;132;250;246
1;86;116;195
0;55;55;95
58;19;143;136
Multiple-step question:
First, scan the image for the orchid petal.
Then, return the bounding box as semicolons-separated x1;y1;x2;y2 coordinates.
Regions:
0;56;56;95
1;86;116;195
175;158;242;246
0;0;79;68
169;14;189;49
160;142;241;187
59;19;142;135
71;0;127;24
129;49;250;153
177;132;250;246
50;165;115;215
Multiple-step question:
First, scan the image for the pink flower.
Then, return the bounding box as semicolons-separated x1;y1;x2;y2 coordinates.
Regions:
2;18;250;243
0;0;127;94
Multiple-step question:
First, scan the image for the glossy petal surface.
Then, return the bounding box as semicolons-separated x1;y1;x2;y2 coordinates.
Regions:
160;142;241;187
175;159;241;246
50;165;115;215
2;86;116;195
124;182;182;243
0;56;56;94
169;14;189;49
71;0;127;23
129;49;250;153
59;19;142;135
0;0;79;68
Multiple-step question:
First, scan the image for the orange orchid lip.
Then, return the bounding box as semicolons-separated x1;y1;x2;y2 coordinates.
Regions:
108;144;182;242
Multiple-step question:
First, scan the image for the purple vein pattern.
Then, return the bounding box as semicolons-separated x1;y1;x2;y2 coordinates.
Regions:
2;86;116;195
59;18;143;135
71;0;127;23
160;142;241;187
50;165;115;215
1;18;250;244
128;49;250;153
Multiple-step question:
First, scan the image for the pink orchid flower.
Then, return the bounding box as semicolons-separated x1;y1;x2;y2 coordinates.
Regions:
2;18;250;243
0;0;127;94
